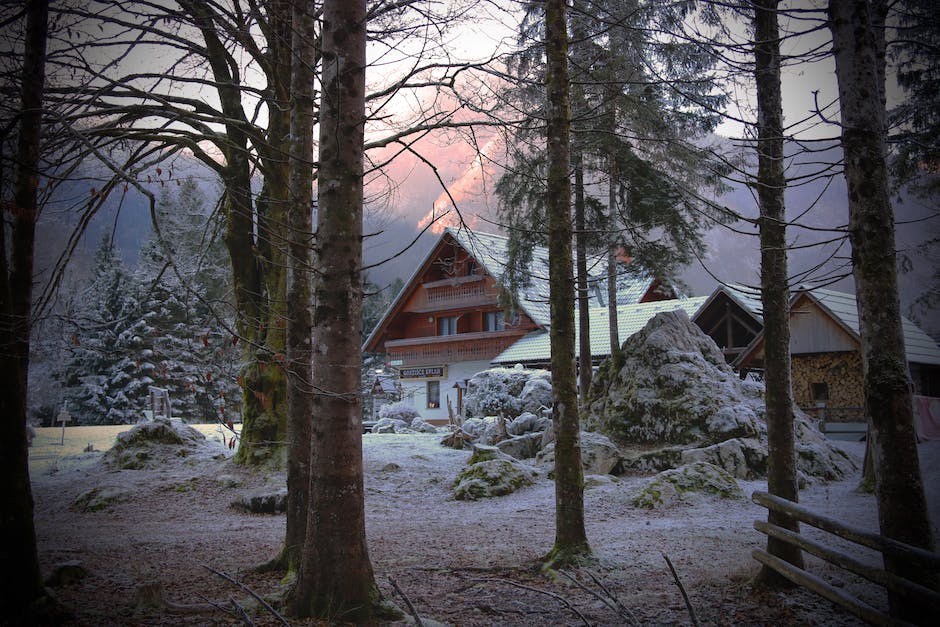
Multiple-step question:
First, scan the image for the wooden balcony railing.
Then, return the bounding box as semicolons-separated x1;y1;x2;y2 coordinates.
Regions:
408;282;501;312
385;330;523;366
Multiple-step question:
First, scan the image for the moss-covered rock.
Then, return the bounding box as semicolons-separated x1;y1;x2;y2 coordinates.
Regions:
633;461;744;509
621;445;687;474
453;445;537;500
102;418;218;470
231;488;288;514
71;486;131;512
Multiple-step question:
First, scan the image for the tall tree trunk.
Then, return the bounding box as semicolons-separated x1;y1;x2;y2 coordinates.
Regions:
0;0;50;619
287;0;388;619
573;152;592;400
543;0;591;568
606;155;622;369
829;0;937;618
752;0;804;585
283;0;315;575
180;0;289;468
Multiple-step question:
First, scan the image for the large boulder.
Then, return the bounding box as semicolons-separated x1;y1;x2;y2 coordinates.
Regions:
507;411;552;436
633;461;745;509
102;418;219;470
463;367;552;420
496;432;545;460
453;444;537;500
536;431;622;476
587;310;856;480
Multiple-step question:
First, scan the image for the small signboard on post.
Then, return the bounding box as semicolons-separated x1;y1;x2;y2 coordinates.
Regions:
56;403;71;445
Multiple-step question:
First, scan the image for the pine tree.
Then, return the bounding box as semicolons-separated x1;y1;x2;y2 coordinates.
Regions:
57;181;240;426
58;234;141;424
132;178;240;423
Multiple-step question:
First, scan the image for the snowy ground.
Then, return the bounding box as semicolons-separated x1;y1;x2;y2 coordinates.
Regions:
30;432;940;625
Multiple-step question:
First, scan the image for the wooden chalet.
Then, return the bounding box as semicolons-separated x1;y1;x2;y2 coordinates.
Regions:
363;227;671;423
736;287;940;422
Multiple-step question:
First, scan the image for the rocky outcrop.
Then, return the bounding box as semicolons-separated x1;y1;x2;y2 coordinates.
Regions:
71;486;131;512
453;444;538;500
633;462;745;509
587;310;856;481
464;367;552;420
102;418;221;470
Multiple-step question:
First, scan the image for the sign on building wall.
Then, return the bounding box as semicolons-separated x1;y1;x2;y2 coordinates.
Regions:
398;366;446;379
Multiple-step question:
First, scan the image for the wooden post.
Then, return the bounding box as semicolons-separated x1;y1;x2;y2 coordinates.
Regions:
56;403;71;445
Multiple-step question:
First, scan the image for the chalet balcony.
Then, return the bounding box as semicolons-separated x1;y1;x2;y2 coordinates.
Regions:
407;276;500;313
385;330;524;367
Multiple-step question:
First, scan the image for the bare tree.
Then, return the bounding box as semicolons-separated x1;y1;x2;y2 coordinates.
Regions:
829;0;937;618
751;0;804;585
45;0;490;467
543;0;591;568
0;0;55;620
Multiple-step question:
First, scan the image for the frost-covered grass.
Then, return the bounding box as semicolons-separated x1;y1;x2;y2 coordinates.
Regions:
29;422;238;474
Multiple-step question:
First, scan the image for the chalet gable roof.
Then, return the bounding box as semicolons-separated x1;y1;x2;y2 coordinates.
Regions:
734;286;940;368
363;226;660;353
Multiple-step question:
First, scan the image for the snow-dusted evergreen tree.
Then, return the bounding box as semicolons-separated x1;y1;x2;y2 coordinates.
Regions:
58;234;147;424
131;177;240;423
57;179;240;425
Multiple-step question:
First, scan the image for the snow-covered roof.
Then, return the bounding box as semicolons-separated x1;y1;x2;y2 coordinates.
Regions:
719;284;765;322
492;297;708;365
448;227;657;328
795;287;940;366
364;226;662;353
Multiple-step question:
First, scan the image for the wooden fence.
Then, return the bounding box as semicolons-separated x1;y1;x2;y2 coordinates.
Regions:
752;491;940;625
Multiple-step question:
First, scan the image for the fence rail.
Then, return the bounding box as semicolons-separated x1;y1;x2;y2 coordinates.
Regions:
752;491;940;625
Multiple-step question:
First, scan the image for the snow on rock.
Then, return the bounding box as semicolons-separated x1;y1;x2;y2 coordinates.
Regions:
507;411;552;436
377;401;422;424
373;418;409;434
536;431;622;476
587;310;856;480
633;461;744;509
101;417;222;470
411;418;440;434
453;444;538;500
463;367;552;420
496;432;544;460
231;488;288;514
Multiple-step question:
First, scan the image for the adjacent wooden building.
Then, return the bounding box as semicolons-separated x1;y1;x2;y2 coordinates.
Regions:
736;288;940;421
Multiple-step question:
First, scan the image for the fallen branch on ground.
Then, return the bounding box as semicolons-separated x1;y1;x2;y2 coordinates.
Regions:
203;564;290;626
558;569;640;626
663;553;699;627
471;577;590;626
388;576;424;626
